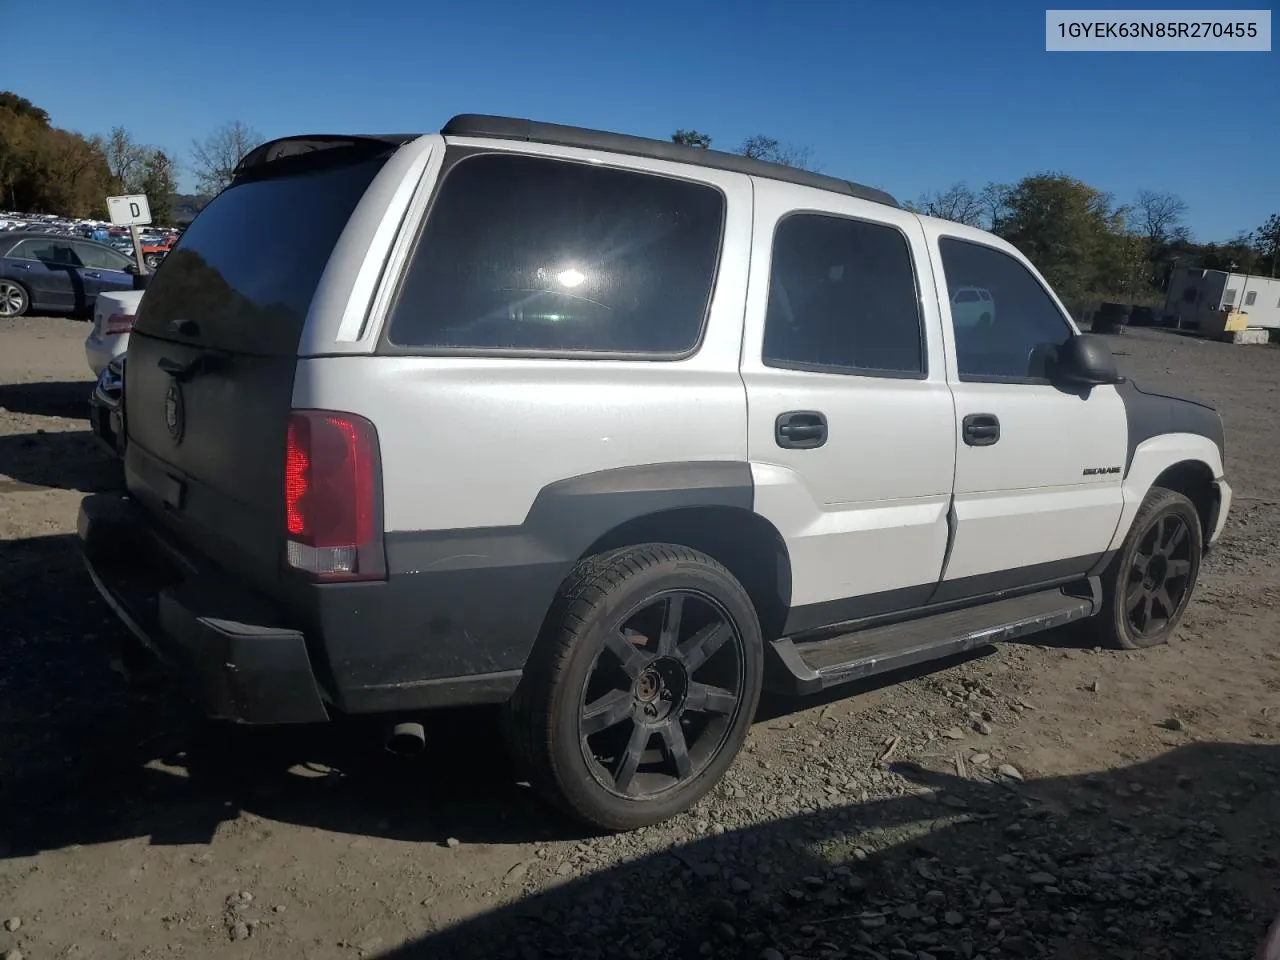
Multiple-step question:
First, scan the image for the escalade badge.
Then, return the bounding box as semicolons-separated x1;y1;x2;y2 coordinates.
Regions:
164;381;185;444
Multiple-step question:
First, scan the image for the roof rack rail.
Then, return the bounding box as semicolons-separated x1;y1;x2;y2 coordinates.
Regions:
440;114;898;208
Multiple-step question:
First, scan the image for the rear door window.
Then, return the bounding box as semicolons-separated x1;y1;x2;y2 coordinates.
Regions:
763;212;924;377
132;155;388;355
384;151;725;356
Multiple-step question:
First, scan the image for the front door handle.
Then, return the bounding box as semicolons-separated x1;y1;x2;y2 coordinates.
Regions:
962;413;1000;446
776;411;828;449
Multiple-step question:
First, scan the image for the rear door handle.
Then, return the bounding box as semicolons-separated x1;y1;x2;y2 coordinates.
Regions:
776;411;828;449
962;413;1000;446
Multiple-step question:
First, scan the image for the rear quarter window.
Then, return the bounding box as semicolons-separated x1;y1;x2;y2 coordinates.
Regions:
383;151;726;357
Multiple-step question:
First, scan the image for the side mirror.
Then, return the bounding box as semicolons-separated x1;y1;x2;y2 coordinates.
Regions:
1052;333;1124;387
123;262;139;275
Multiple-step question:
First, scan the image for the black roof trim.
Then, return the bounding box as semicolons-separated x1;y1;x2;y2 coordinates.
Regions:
233;134;422;178
440;114;898;208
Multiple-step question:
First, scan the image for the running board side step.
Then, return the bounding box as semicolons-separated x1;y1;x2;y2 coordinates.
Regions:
766;580;1101;697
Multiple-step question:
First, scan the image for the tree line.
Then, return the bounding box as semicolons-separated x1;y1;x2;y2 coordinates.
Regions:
674;126;1279;317
904;178;1279;314
3;89;1275;312
0;91;260;226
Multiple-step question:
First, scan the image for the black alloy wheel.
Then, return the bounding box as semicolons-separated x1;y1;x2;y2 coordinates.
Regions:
505;544;763;832
578;588;745;800
1099;486;1203;650
1125;512;1195;641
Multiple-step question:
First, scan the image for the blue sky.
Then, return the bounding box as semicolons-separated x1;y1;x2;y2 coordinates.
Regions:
7;0;1276;240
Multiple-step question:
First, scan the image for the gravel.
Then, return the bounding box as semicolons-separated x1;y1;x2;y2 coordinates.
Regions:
415;684;1278;960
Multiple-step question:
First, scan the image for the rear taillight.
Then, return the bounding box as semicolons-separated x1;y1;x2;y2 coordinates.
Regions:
104;313;135;335
284;410;386;582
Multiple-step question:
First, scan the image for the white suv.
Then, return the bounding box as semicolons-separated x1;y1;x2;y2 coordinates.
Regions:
79;115;1231;831
950;284;995;328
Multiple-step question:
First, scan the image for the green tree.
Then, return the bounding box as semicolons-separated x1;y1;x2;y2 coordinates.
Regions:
671;129;712;149
0;91;112;216
994;173;1130;310
0;91;50;126
138;150;178;225
1252;213;1280;277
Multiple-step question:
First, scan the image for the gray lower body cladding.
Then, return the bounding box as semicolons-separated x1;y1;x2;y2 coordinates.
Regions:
78;462;757;722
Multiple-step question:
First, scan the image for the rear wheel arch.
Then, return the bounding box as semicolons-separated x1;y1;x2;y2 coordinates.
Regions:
580;505;793;644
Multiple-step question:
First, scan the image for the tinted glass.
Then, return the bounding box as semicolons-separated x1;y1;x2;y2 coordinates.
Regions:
954;290;979;302
385;152;724;355
74;242;131;271
763;213;923;376
938;237;1072;380
134;157;386;355
9;238;82;265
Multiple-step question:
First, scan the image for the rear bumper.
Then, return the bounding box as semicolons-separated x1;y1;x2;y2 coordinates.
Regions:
78;492;531;722
79;493;330;724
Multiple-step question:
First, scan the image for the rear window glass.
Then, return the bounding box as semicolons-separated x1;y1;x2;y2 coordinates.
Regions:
134;157;385;354
384;151;725;356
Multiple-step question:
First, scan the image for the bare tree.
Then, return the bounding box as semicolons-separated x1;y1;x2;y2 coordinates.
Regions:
978;182;1012;232
1134;189;1188;247
737;135;816;171
910;182;984;226
103;126;148;192
190;120;263;196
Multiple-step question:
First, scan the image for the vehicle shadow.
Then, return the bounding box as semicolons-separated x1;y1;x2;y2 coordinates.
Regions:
0;429;121;493
0;532;597;857
0;530;1104;861
0;379;97;419
375;743;1280;960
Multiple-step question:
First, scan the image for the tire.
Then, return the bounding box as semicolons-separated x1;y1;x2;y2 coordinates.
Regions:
144;254;160;269
506;544;763;832
1096;486;1202;650
0;280;30;318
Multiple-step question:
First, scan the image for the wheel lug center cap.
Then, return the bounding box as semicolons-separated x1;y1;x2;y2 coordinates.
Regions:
1146;555;1167;588
635;670;661;702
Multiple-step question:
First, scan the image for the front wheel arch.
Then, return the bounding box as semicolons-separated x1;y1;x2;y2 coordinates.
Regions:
1150;460;1217;544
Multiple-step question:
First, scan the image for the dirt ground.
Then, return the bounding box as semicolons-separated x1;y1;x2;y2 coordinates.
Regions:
0;316;1277;960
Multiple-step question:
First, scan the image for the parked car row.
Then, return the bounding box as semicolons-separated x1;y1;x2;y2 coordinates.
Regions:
1;210;180;269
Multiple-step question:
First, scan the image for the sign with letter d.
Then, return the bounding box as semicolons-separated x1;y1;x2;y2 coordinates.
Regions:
106;194;153;227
